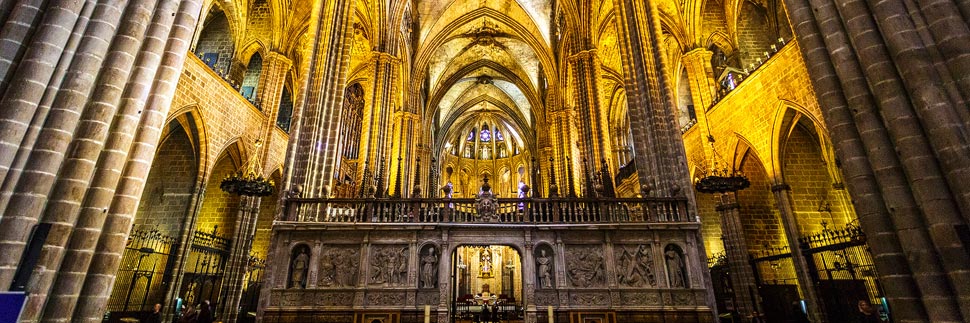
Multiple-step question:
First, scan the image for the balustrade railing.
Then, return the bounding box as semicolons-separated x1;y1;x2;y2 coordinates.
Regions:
284;197;690;224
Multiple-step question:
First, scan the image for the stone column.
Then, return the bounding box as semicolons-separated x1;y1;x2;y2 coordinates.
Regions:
680;49;716;162
771;184;822;322
72;0;204;320
715;193;758;318
288;0;355;199
567;50;609;173
0;0;90;186
358;52;400;197
219;196;262;323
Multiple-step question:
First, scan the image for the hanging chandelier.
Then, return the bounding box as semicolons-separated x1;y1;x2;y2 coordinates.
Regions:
694;135;750;194
220;139;275;196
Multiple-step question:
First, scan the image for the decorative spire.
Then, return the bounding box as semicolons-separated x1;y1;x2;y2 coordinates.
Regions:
548;157;559;197
412;157;422;198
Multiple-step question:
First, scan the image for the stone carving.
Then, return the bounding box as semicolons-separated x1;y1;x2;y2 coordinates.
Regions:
565;246;605;287
664;244;687;288
570;292;610;306
319;246;359;287
421;246;439;288
370;245;409;286
289;245;310;289
315;291;355;306
620;292;660;306
615;245;656;287
535;249;553;289
366;292;406;306
475;176;498;222
416;291;440;305
534;291;559;306
672;291;694;305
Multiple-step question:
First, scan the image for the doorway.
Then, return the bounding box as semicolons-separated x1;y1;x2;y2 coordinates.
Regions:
451;245;523;322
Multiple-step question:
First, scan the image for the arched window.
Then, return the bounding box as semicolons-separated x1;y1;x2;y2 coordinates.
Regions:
276;86;294;132
241;52;263;105
495;127;504;141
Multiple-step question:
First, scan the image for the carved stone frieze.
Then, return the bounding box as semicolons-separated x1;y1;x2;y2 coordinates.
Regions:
322;231;363;242
416;291;440;305
620;291;660;306
560;231;604;243
369;244;409;286
314;291;355;307
366;291;407;306
564;245;606;287
318;245;360;287
672;291;694;305
534;291;559;306
569;292;610;307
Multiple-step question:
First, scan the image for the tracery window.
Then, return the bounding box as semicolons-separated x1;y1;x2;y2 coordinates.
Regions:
495;128;504;141
467;129;476;141
480;128;491;142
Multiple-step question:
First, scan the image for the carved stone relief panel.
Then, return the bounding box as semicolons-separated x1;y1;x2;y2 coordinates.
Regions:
564;245;606;287
614;244;657;287
318;245;360;287
369;244;410;286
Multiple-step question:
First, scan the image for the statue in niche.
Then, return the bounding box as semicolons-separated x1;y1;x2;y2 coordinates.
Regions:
290;246;310;289
536;249;552;289
665;245;687;288
617;245;656;287
480;248;493;278
421;247;438;288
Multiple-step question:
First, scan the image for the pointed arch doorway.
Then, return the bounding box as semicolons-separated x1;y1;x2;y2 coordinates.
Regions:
452;245;524;322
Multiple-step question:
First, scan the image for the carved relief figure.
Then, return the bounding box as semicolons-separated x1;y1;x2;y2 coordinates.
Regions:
371;245;409;286
665;244;687;288
536;249;552;288
290;246;310;289
333;248;359;286
421;247;438;288
565;246;605;287
319;252;336;286
616;245;656;287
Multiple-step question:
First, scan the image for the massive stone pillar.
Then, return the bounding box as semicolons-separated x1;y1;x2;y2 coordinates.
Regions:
219;196;262;323
72;0;204;320
286;0;355;200
782;0;969;320
715;193;759;318
680;49;716;162
358;52;400;197
568;50;610;190
770;184;822;322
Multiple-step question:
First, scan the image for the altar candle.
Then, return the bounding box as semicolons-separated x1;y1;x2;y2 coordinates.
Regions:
424;305;430;323
548;305;554;323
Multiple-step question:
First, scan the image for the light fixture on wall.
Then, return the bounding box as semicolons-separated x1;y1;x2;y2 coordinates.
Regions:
694;135;750;194
220;139;275;196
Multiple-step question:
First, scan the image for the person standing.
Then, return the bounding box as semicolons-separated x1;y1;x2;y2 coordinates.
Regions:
146;303;162;323
198;300;214;323
854;300;882;323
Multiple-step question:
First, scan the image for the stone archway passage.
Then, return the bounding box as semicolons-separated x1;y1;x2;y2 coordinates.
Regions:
452;245;523;323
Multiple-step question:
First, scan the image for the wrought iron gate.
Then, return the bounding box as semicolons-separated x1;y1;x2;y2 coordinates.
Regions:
106;229;176;315
750;222;881;323
180;226;231;307
238;254;265;323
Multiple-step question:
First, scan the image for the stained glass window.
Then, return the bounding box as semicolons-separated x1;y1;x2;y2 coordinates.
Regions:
480;128;491;142
467;128;476;141
495;127;504;141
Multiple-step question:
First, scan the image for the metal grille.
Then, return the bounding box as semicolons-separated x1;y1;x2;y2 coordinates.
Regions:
106;229;177;313
180;226;231;307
